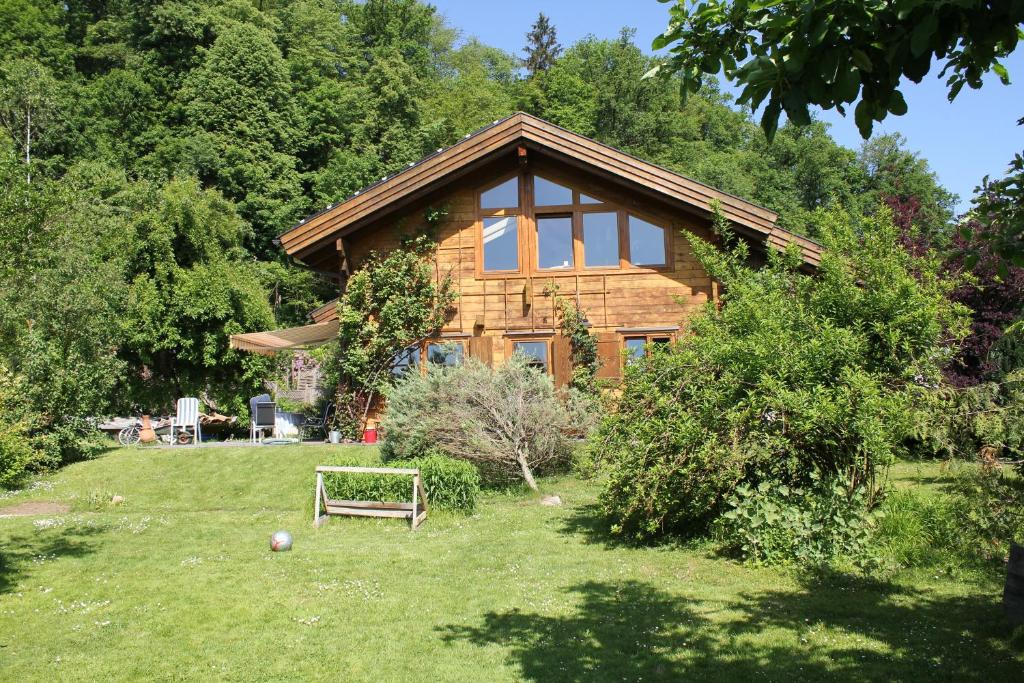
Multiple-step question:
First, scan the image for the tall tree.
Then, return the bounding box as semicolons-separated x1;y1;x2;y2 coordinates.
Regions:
523;12;561;75
0;59;57;182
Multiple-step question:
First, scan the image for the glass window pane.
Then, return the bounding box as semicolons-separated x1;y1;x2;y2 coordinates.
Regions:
426;342;463;367
583;212;619;267
480;177;519;209
534;176;572;205
629;215;667;266
483;216;518;271
536;216;574;269
580;193;602;204
625;338;647;364
391;345;419;377
513;341;548;371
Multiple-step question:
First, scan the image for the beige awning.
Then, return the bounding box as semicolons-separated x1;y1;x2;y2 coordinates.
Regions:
230;321;339;356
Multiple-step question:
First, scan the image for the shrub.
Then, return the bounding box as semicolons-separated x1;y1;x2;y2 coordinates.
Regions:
593;207;969;541
323;453;480;513
947;467;1024;564
0;364;42;488
715;479;880;567
381;356;574;489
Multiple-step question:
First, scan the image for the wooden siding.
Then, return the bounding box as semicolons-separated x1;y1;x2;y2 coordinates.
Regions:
331;165;718;368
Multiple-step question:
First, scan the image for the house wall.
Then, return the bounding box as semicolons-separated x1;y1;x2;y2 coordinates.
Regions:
338;157;719;383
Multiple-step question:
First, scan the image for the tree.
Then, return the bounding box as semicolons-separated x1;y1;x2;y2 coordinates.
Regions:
523;12;561;75
178;22;304;255
594;206;969;540
652;1;1024;140
381;356;574;491
0;59;57;182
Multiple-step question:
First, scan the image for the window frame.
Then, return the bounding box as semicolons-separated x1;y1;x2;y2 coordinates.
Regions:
477;169;674;278
622;333;674;363
392;340;466;377
477;172;524;276
506;336;553;375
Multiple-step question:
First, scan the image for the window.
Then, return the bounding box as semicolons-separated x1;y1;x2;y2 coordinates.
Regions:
536;216;574;269
628;215;667;266
513;340;549;372
624;334;673;363
426;342;464;367
483;216;519;271
583;212;619;267
480;177;519;209
624;337;647;364
534;176;572;206
477;173;671;276
391;345;419;377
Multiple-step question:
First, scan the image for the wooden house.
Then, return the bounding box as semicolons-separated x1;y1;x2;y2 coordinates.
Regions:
231;113;821;388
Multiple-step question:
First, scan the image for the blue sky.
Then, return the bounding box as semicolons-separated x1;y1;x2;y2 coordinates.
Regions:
432;0;1024;212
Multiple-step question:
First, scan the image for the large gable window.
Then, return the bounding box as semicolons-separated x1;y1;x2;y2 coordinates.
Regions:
480;177;519;210
534;176;572;206
582;212;620;268
483;216;519;272
536;216;573;269
478;172;672;275
628;215;667;267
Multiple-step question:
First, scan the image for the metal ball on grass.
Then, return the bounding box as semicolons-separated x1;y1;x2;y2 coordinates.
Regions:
270;530;293;552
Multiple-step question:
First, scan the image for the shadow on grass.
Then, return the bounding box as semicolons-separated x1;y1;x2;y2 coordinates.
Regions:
0;523;103;595
439;574;1020;682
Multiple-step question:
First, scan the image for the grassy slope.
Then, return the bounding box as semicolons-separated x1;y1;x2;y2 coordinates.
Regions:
0;448;1020;682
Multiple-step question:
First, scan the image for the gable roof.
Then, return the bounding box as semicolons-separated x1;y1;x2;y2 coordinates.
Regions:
279;112;822;267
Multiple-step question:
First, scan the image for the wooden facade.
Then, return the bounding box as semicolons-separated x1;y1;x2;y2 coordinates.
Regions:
276;113;822;386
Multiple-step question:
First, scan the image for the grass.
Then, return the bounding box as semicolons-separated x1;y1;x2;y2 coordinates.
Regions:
0;446;1020;681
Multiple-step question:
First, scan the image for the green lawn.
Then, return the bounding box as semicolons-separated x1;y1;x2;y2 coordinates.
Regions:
0;447;1019;681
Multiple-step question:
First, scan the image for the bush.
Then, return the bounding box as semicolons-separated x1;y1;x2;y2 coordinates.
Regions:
715;479;880;567
323;453;480;512
947;468;1024;564
593;207;969;541
0;364;42;488
381;357;574;489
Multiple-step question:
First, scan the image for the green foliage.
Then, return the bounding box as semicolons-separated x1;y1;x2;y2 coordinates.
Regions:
323;453;480;512
925;370;1024;466
0;159;126;464
551;294;598;393
716;479;880;568
381;357;574;489
872;488;962;570
522;13;562;76
328;215;456;436
115;176;278;416
874;468;1024;572
593;206;969;541
653;1;1024;139
0;361;42;488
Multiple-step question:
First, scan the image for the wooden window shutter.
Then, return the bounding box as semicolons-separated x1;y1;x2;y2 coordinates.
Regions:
468;336;493;367
595;332;621;380
552;335;572;389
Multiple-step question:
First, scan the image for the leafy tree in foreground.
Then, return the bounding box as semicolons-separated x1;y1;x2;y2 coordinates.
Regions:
593;206;969;541
652;0;1023;140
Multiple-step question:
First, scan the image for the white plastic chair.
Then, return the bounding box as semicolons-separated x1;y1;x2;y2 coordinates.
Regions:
170;397;202;445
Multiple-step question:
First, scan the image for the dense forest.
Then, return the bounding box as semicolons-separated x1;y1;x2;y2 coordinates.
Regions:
0;0;958;473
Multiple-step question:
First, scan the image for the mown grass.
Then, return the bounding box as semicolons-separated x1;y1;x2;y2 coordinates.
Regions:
0;446;1020;681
